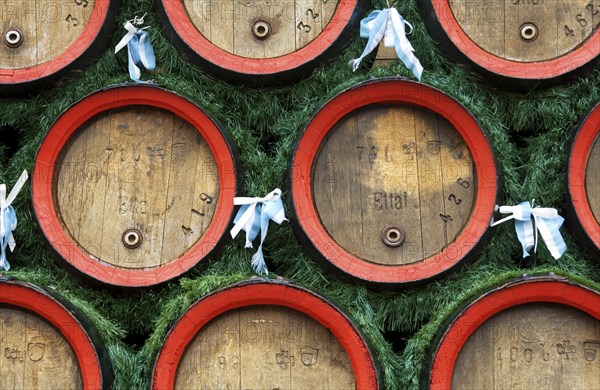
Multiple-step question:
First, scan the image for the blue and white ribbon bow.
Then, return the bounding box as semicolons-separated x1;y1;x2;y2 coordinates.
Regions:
490;200;567;259
1;170;28;271
115;14;155;82
230;188;287;275
350;7;423;80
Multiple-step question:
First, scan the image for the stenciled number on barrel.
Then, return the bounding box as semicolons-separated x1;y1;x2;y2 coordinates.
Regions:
440;179;470;223
565;3;599;35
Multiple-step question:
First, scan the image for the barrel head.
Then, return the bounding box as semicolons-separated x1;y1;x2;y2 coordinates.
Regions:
32;85;240;287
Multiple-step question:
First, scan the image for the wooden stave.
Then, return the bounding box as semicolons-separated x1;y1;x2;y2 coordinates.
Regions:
421;275;600;390
155;0;367;86
31;84;242;288
565;103;600;259
418;0;600;89
0;277;113;390
0;0;120;95
288;77;501;289
151;279;380;389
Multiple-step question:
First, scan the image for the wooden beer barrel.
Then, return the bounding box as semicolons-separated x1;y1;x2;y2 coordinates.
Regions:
289;78;500;288
32;85;240;288
423;276;600;389
156;0;366;85
0;278;111;389
0;0;118;94
420;0;600;87
152;280;380;389
566;103;600;258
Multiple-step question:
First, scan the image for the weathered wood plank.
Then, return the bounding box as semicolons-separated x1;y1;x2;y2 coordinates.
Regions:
210;0;234;54
74;111;111;260
439;116;474;244
296;0;322;49
415;108;447;259
586;133;600;224
313;111;363;258
183;0;210;39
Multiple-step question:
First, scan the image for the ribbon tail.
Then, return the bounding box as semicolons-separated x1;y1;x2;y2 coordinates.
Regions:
536;216;567;259
0;250;9;271
394;38;423;80
8;232;15;252
515;219;535;258
0;226;8;271
251;246;268;275
127;40;142;82
231;204;256;239
8;207;16;252
390;10;423;80
250;205;273;275
231;202;262;249
0;209;10;271
3;170;28;208
138;31;156;71
115;29;135;53
350;10;389;71
244;206;262;247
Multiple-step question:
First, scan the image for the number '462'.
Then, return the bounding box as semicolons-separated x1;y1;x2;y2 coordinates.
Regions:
565;3;599;36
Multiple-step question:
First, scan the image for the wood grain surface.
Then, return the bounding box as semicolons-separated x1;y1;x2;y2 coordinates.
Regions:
55;106;219;270
0;307;82;390
183;0;339;58
175;305;356;389
451;302;600;389
448;0;599;62
312;104;475;265
0;0;95;68
586;132;600;224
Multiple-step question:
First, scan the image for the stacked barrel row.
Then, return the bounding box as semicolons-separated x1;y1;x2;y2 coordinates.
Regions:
1;0;598;389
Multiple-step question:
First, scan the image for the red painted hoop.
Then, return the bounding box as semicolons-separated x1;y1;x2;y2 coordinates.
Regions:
427;278;600;389
290;78;499;286
0;0;115;89
566;103;600;255
0;280;107;389
32;85;239;287
428;0;600;82
152;281;380;389
157;0;364;84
